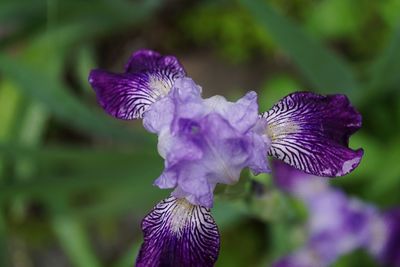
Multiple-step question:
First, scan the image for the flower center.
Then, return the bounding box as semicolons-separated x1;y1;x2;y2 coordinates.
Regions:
148;74;171;99
266;120;299;141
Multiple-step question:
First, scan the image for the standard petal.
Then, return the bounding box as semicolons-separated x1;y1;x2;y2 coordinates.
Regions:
89;50;186;120
125;49;186;77
262;92;363;177
136;196;220;267
204;91;259;133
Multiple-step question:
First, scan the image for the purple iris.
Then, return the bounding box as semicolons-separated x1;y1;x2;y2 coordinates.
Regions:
272;161;400;267
143;77;269;207
88;49;364;267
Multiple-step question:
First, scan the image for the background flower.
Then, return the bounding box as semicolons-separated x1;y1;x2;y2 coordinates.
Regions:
272;161;400;267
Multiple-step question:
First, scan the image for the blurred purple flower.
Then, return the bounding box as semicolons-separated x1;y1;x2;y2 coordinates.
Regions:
272;161;400;267
369;208;400;267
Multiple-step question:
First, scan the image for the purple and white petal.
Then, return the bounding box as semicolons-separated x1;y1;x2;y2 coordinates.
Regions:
136;196;220;267
262;92;363;177
89;49;186;120
125;49;186;75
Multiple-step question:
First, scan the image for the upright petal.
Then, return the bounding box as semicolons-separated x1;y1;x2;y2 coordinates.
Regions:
89;49;186;120
262;92;363;177
204;91;259;133
136;196;220;267
125;49;186;76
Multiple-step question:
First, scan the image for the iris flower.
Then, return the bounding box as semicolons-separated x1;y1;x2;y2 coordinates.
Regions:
89;49;363;267
272;161;400;267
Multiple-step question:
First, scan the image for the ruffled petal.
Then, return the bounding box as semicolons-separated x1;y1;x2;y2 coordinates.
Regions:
204;91;259;133
262;92;363;177
136;196;220;267
144;79;269;207
89;50;186;120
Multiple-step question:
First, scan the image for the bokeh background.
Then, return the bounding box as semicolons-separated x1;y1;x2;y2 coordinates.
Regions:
1;0;400;266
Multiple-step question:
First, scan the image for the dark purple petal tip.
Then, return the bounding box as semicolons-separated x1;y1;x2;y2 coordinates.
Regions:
263;92;363;177
136;196;220;267
89;49;186;120
125;49;186;76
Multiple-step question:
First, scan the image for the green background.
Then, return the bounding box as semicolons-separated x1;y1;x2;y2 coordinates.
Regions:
0;0;399;266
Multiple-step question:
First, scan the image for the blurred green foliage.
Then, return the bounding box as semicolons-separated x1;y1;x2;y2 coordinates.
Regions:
0;0;399;266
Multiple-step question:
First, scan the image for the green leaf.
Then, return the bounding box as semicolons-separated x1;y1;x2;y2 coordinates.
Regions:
0;53;149;143
0;0;162;47
365;26;400;103
113;242;142;267
15;101;48;180
0;80;24;178
51;211;102;267
239;0;361;101
258;74;300;112
365;140;400;204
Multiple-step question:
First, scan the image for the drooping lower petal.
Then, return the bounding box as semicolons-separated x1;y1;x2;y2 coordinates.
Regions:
262;92;363;177
136;196;220;267
89;49;186;120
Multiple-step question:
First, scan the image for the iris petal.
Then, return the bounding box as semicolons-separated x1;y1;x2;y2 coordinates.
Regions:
136;196;220;267
125;49;186;75
89;49;186;120
263;92;363;177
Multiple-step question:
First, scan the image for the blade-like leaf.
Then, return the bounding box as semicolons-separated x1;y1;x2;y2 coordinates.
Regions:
365;26;400;102
240;0;361;101
0;54;149;143
51;211;102;267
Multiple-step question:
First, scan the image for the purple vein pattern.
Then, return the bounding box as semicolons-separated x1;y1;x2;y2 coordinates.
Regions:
262;92;363;177
89;49;186;119
136;196;220;267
